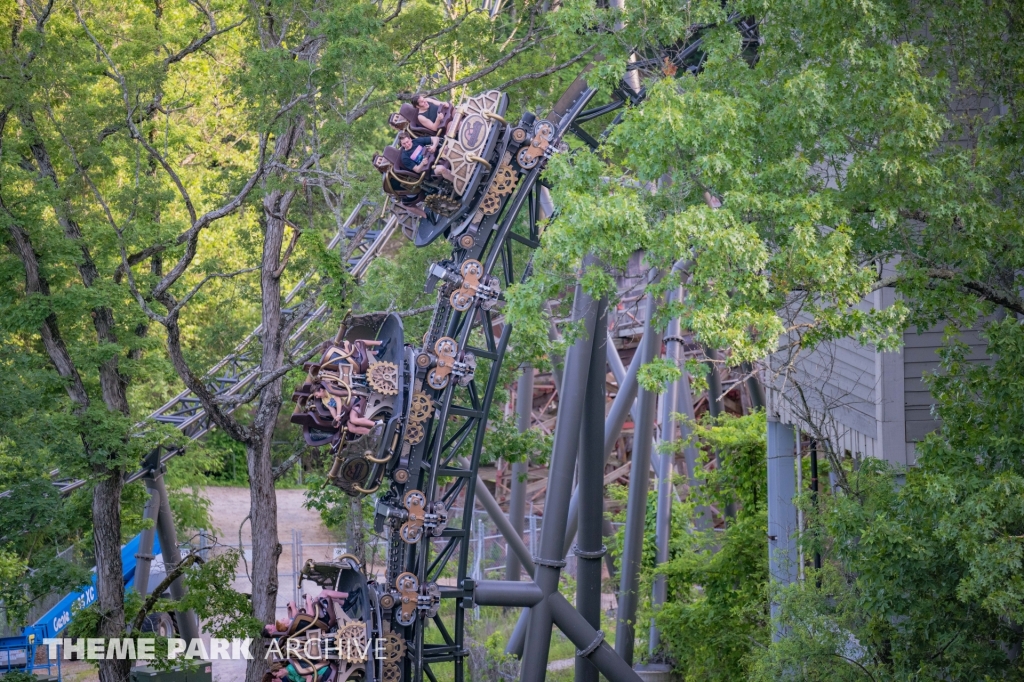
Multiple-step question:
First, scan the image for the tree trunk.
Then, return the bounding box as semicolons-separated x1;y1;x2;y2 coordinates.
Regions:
244;432;281;682
243;128;298;682
93;474;131;682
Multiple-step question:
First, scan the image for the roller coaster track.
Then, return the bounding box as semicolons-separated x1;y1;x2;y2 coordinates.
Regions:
343;18;762;681
354;77;635;682
25;203;398;498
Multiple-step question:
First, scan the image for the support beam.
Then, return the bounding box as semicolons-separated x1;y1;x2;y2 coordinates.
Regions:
742;360;766;410
547;302;565;395
767;416;798;640
507;364;533;581
549;592;642;682
150;473;201;643
615;280;664;666
473;469;535;578
134;469;162;598
520;262;602;682
705;346;724;418
561;330;646;557
474;580;543;607
576;300;607;682
649;285;681;656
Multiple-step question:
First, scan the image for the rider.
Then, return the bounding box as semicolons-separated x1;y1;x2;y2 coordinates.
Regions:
411;94;450;133
398;131;455;183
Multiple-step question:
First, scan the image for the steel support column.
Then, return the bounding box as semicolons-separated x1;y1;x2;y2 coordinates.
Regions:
576;301;607;682
742;361;766;410
705;346;724;418
507;364;534;581
150;472;201;642
562;328;645;556
474;580;544;607
615;281;664;666
649;285;681;656
767;416;798;640
520;261;602;682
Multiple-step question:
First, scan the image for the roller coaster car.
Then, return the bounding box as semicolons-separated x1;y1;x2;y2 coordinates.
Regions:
290;313;408;497
264;557;379;682
379;90;514;247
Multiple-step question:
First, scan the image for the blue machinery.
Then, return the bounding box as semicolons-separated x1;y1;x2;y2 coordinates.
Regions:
0;533;162;679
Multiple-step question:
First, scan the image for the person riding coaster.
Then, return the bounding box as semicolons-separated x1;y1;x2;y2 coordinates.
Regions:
397;132;455;183
410;94;453;133
380;89;511;245
291;314;406;496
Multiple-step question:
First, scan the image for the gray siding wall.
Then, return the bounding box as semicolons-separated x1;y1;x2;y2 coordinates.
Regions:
903;325;990;443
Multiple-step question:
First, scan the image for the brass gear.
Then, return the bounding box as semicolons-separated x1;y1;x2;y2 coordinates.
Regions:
409;392;434;422
425;192;461;217
381;662;401;682
383;632;407;662
404;421;425;445
336;622;369;662
367;361;399;396
490;162;517;196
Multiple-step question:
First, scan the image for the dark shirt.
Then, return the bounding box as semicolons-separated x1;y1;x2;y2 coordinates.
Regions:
423;102;439;125
400;136;434;172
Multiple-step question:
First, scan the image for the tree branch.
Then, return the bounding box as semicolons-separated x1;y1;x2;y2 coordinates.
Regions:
380;0;404;24
165;266;261;317
491;46;595;91
216;346;322;407
345;17;541;123
130;553;203;631
872;268;1024;316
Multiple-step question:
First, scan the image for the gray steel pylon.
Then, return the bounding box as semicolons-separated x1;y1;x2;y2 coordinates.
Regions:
520;270;600;682
507;364;533;581
614;271;664;666
516;257;642;682
575;300;607;682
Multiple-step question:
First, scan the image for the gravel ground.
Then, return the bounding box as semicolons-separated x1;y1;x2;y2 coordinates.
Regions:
207;485;340;681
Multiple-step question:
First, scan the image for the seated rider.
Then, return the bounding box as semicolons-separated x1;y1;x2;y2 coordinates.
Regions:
398;131;455;183
411;94;450;133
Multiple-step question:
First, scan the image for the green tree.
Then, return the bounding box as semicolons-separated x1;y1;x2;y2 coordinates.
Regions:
757;319;1024;680
3;1;589;679
643;412;769;680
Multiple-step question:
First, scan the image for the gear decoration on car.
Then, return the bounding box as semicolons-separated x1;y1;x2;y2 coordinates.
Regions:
473;152;518;224
367;361;399;396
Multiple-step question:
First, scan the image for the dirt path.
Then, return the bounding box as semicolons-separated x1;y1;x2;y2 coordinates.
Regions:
206;485;340;681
